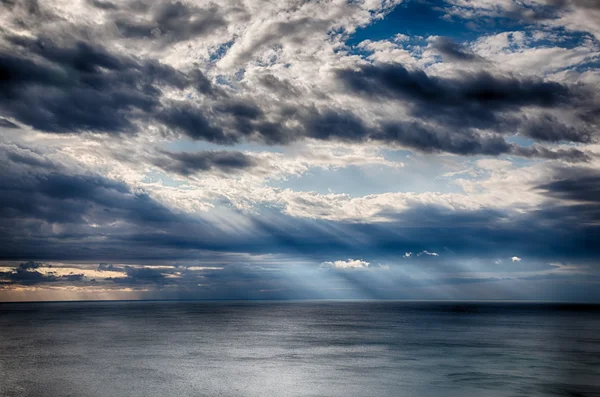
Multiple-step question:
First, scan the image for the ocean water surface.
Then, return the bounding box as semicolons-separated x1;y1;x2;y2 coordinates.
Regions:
0;301;599;397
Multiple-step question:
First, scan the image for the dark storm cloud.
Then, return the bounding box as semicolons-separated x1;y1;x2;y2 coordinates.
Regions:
215;100;266;135
0;36;204;134
430;37;484;63
7;35;129;72
303;109;371;141
108;266;166;284
537;166;600;203
522;114;592;143
158;97;273;143
257;74;301;97
296;106;506;156
153;150;260;176
109;1;227;45
88;0;118;10
295;109;588;161
97;263;120;272
333;62;596;156
512;145;591;162
0;261;84;285
246;203;600;262
376;122;512;155
0;268;50;285
157;103;231;143
18;261;42;270
0;144;268;261
336;63;572;120
0;144;181;233
3;145;58;169
0;118;19;129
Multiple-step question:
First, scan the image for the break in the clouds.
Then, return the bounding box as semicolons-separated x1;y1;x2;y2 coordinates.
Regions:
0;0;599;302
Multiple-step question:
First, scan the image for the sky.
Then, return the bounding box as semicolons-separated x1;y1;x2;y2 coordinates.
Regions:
1;0;600;302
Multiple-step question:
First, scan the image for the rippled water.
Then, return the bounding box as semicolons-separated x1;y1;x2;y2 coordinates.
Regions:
0;301;599;397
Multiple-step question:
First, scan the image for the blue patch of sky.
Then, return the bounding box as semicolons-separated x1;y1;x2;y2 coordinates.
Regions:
508;132;588;149
208;40;235;63
269;161;464;196
214;69;246;88
503;156;539;169
215;75;235;88
575;58;600;73
347;0;526;46
343;0;591;52
506;135;536;147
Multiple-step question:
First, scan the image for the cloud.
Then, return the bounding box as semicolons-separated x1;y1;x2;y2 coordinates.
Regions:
17;261;42;270
88;0;118;11
521;114;593;143
537;166;600;203
156;104;231;143
110;1;227;46
430;37;485;63
0;0;600;302
108;266;166;285
152;150;260;176
511;145;591;163
221;17;332;68
0;144;188;259
336;63;575;126
97;263;120;272
0;261;84;285
442;0;600;40
0;36;199;134
0;118;19;129
377;122;513;156
2;139;600;266
0;15;594;161
543;0;600;13
512;256;522;262
332;62;597;158
321;259;370;270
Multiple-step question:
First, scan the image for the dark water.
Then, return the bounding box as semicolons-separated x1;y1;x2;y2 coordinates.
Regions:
0;301;599;397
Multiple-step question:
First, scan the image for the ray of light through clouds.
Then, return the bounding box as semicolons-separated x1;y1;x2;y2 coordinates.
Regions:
0;0;600;302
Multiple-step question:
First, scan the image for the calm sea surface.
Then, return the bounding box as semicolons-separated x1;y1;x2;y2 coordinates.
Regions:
0;301;599;397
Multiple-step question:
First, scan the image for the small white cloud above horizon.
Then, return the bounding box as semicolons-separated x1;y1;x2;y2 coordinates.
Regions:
321;259;370;269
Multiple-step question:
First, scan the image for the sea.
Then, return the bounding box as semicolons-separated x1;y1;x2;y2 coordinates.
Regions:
0;301;598;397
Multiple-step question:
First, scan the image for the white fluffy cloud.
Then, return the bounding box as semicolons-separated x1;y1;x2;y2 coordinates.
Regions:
321;259;370;269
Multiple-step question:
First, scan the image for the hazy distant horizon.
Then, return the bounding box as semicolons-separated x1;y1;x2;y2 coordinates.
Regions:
3;298;600;304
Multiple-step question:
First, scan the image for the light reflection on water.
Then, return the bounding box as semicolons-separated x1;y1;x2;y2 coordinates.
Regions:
0;301;599;397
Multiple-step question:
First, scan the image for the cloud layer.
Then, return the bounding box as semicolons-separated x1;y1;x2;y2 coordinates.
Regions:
0;0;599;301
